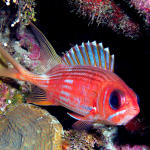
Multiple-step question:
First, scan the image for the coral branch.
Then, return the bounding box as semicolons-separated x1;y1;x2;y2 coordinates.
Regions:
68;0;140;38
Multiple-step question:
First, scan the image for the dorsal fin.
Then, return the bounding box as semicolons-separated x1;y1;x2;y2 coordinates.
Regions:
62;41;115;72
28;23;62;74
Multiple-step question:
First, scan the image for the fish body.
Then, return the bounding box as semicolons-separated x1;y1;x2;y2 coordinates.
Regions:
0;23;140;127
25;64;139;126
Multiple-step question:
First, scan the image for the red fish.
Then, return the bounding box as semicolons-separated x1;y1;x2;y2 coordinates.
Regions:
0;23;139;128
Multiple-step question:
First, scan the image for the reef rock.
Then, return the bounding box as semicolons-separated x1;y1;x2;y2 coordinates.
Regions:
0;103;63;150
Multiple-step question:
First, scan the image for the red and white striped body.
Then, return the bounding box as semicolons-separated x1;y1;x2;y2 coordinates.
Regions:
31;64;140;125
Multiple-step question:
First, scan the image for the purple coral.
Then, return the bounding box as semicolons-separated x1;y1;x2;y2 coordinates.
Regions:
115;144;150;150
15;26;43;74
0;81;9;112
0;79;23;113
130;0;150;24
18;31;40;60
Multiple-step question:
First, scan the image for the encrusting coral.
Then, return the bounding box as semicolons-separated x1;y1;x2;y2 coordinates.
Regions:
63;129;104;149
2;0;36;25
0;80;23;114
0;103;64;150
0;0;44;109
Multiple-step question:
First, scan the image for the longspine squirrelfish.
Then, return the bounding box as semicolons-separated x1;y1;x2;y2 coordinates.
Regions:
0;23;140;129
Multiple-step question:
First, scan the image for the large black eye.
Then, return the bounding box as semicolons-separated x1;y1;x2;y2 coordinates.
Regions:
109;91;121;110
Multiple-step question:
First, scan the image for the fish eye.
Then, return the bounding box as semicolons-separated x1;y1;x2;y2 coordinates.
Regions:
109;90;122;110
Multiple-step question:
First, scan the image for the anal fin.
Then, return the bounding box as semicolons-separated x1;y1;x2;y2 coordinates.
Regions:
28;100;56;106
26;85;57;106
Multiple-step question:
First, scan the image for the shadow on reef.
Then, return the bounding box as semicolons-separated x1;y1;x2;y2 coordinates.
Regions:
114;122;150;146
0;78;20;90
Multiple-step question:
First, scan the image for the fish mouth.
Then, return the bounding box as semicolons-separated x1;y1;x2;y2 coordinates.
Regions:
119;115;136;125
119;107;140;125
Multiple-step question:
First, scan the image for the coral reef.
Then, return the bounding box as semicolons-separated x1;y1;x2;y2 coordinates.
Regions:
68;0;140;38
16;24;43;74
0;103;63;150
63;129;104;149
115;145;150;150
0;0;43;107
0;0;40;73
129;0;150;25
0;25;42;108
63;124;150;150
0;80;23;114
2;0;36;25
62;124;120;150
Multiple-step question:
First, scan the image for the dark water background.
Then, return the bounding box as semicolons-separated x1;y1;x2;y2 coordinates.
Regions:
34;0;150;146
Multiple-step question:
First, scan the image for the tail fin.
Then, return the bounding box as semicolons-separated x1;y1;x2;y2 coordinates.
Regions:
0;44;31;81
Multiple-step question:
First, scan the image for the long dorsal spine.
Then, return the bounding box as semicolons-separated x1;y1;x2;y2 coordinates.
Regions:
62;41;115;72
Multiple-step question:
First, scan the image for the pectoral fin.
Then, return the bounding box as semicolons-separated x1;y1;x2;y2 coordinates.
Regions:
67;112;93;130
72;120;93;130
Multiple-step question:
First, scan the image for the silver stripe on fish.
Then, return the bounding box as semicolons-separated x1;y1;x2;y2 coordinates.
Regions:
107;109;126;121
62;85;72;90
103;89;109;118
39;84;48;88
67;113;81;120
61;90;70;97
64;79;73;84
59;96;69;102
